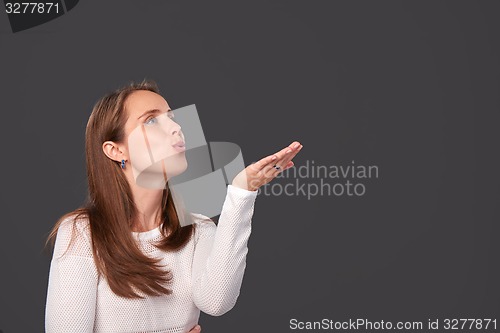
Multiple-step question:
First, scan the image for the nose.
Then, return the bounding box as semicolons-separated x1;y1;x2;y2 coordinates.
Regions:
171;122;182;136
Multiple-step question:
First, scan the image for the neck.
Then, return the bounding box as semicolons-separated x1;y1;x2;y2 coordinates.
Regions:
129;181;164;232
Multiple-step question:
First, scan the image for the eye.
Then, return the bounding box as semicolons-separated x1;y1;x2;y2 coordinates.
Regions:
167;110;175;120
144;116;158;125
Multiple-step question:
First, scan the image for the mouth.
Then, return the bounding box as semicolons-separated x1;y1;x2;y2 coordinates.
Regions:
172;141;186;152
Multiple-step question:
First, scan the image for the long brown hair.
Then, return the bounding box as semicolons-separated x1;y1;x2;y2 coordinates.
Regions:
45;79;195;298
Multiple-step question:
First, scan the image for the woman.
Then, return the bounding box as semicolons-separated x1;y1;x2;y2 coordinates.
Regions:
44;80;302;333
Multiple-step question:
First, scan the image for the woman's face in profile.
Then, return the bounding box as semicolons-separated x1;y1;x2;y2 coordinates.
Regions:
123;90;187;188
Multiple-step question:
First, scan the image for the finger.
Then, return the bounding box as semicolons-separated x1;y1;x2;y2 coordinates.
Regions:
288;141;301;150
263;159;294;179
253;154;278;171
259;145;299;173
262;163;282;178
274;142;300;159
277;142;303;161
274;144;302;168
188;325;201;333
252;142;302;171
265;145;301;173
283;160;294;170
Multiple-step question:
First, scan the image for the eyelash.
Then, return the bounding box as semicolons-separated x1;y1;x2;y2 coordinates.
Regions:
144;111;175;125
144;116;157;125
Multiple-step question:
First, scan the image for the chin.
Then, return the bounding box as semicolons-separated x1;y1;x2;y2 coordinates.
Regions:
174;158;188;176
165;154;188;178
133;153;188;189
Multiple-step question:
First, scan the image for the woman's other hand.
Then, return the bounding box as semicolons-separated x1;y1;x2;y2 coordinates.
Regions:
232;141;303;191
189;324;201;332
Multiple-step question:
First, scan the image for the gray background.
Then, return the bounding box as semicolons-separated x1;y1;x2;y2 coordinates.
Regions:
0;1;499;332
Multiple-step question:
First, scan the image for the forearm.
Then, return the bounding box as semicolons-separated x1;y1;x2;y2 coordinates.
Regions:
192;185;257;316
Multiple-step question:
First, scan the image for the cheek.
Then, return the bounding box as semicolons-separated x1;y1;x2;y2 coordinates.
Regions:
148;132;176;161
126;125;163;168
127;133;153;171
128;124;180;169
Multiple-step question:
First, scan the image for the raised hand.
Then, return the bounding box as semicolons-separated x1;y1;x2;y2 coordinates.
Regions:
232;141;303;191
188;324;201;332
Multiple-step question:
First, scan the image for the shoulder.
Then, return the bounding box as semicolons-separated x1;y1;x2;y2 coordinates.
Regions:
190;213;216;229
190;213;216;243
53;214;93;259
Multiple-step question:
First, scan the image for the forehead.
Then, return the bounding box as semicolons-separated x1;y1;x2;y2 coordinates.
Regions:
124;90;170;117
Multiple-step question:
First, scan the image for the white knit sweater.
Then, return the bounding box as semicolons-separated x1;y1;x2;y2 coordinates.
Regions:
45;185;258;333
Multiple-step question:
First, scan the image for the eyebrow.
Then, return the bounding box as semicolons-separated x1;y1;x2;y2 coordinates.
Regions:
137;108;172;120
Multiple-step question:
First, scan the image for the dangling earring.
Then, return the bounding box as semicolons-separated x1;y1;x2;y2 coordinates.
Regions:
121;159;126;169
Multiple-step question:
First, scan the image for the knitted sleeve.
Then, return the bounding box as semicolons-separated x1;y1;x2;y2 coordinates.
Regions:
45;216;99;332
191;184;258;316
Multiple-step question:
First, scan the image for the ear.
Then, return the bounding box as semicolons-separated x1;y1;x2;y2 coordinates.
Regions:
102;141;127;162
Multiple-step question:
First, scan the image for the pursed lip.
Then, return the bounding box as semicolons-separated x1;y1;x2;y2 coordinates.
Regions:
172;141;185;148
172;141;186;152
